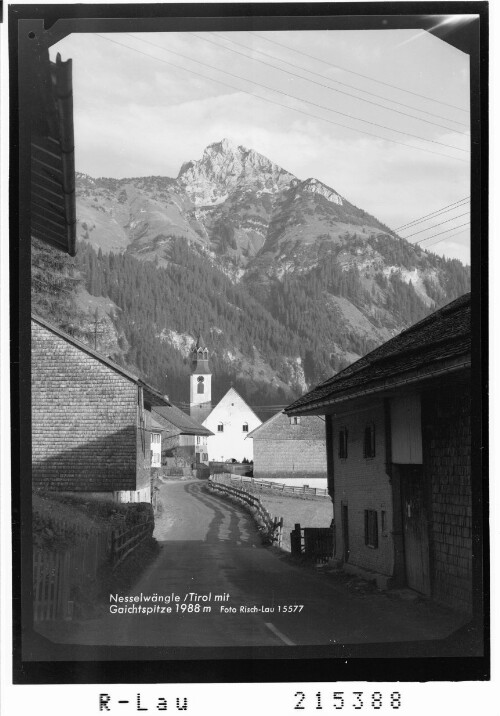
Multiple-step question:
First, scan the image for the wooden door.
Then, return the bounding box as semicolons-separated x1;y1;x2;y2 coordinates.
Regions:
401;468;430;595
341;504;350;563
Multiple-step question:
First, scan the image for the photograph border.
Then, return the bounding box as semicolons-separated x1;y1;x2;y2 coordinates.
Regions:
9;1;490;685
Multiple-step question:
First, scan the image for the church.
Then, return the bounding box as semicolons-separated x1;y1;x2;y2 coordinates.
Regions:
189;336;262;463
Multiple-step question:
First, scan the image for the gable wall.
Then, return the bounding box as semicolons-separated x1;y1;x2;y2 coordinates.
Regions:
32;321;139;492
204;390;261;462
253;438;326;479
252;412;326;479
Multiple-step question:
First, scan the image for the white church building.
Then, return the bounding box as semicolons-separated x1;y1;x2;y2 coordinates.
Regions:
189;336;261;462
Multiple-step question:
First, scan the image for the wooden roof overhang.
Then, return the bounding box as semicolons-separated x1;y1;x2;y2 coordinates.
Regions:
31;48;76;256
286;294;471;416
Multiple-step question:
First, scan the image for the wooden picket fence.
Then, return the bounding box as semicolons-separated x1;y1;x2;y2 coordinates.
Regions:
33;516;154;622
208;475;283;546
33;525;111;622
215;472;330;497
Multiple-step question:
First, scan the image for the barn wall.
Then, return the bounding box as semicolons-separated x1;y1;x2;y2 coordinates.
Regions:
253;438;326;480
32;321;139;492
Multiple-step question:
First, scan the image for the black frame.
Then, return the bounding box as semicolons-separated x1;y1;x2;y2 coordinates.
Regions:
9;0;489;686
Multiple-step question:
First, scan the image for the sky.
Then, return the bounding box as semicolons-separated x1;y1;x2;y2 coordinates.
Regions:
51;25;472;264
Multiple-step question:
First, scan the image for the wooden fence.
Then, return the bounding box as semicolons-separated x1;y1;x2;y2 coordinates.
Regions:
210;462;253;477
33;525;111;622
290;523;335;563
213;472;330;498
33;516;154;622
110;520;154;569
208;475;283;547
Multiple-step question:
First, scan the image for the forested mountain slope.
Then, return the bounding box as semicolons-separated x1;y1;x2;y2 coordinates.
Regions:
31;139;470;416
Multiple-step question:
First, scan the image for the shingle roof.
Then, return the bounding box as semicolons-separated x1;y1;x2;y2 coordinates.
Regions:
248;410;326;440
286;293;471;414
32;313;169;407
151;415;172;432
152;405;213;436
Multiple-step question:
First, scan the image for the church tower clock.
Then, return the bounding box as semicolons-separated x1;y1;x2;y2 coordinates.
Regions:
189;335;212;423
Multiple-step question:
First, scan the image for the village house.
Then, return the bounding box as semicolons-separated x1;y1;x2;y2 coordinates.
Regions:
151;404;213;467
285;293;474;615
32;314;170;503
203;387;262;463
248;411;327;488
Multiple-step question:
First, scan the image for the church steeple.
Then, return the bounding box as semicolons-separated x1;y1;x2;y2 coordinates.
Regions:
191;334;210;374
190;334;212;423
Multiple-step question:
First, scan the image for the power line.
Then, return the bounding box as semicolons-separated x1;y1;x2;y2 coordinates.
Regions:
127;33;468;155
394;197;470;231
250;31;469;114
198;32;468;135
400;211;469;239
95;34;468;164
210;32;468;129
422;227;470;251
415;221;470;245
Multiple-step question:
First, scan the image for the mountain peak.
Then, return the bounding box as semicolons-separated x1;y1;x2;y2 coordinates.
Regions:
206;137;238;154
177;139;296;207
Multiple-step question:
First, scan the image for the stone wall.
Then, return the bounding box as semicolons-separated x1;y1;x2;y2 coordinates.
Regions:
32;320;139;492
423;380;472;614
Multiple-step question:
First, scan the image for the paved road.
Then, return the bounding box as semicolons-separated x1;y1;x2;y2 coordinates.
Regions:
37;479;464;649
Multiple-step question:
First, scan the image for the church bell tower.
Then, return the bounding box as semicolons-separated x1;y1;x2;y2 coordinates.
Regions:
190;334;212;423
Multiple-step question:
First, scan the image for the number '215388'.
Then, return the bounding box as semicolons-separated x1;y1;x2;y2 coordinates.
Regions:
294;691;402;710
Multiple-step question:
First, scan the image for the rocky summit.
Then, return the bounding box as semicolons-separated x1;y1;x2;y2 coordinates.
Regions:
34;139;470;410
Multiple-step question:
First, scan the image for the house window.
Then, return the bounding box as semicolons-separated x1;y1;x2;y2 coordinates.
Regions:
242;423;248;432
203;453;208;462
217;422;224;432
196;436;201;445
364;510;378;548
338;427;348;459
363;423;376;458
151;432;161;467
197;376;204;394
290;416;300;425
